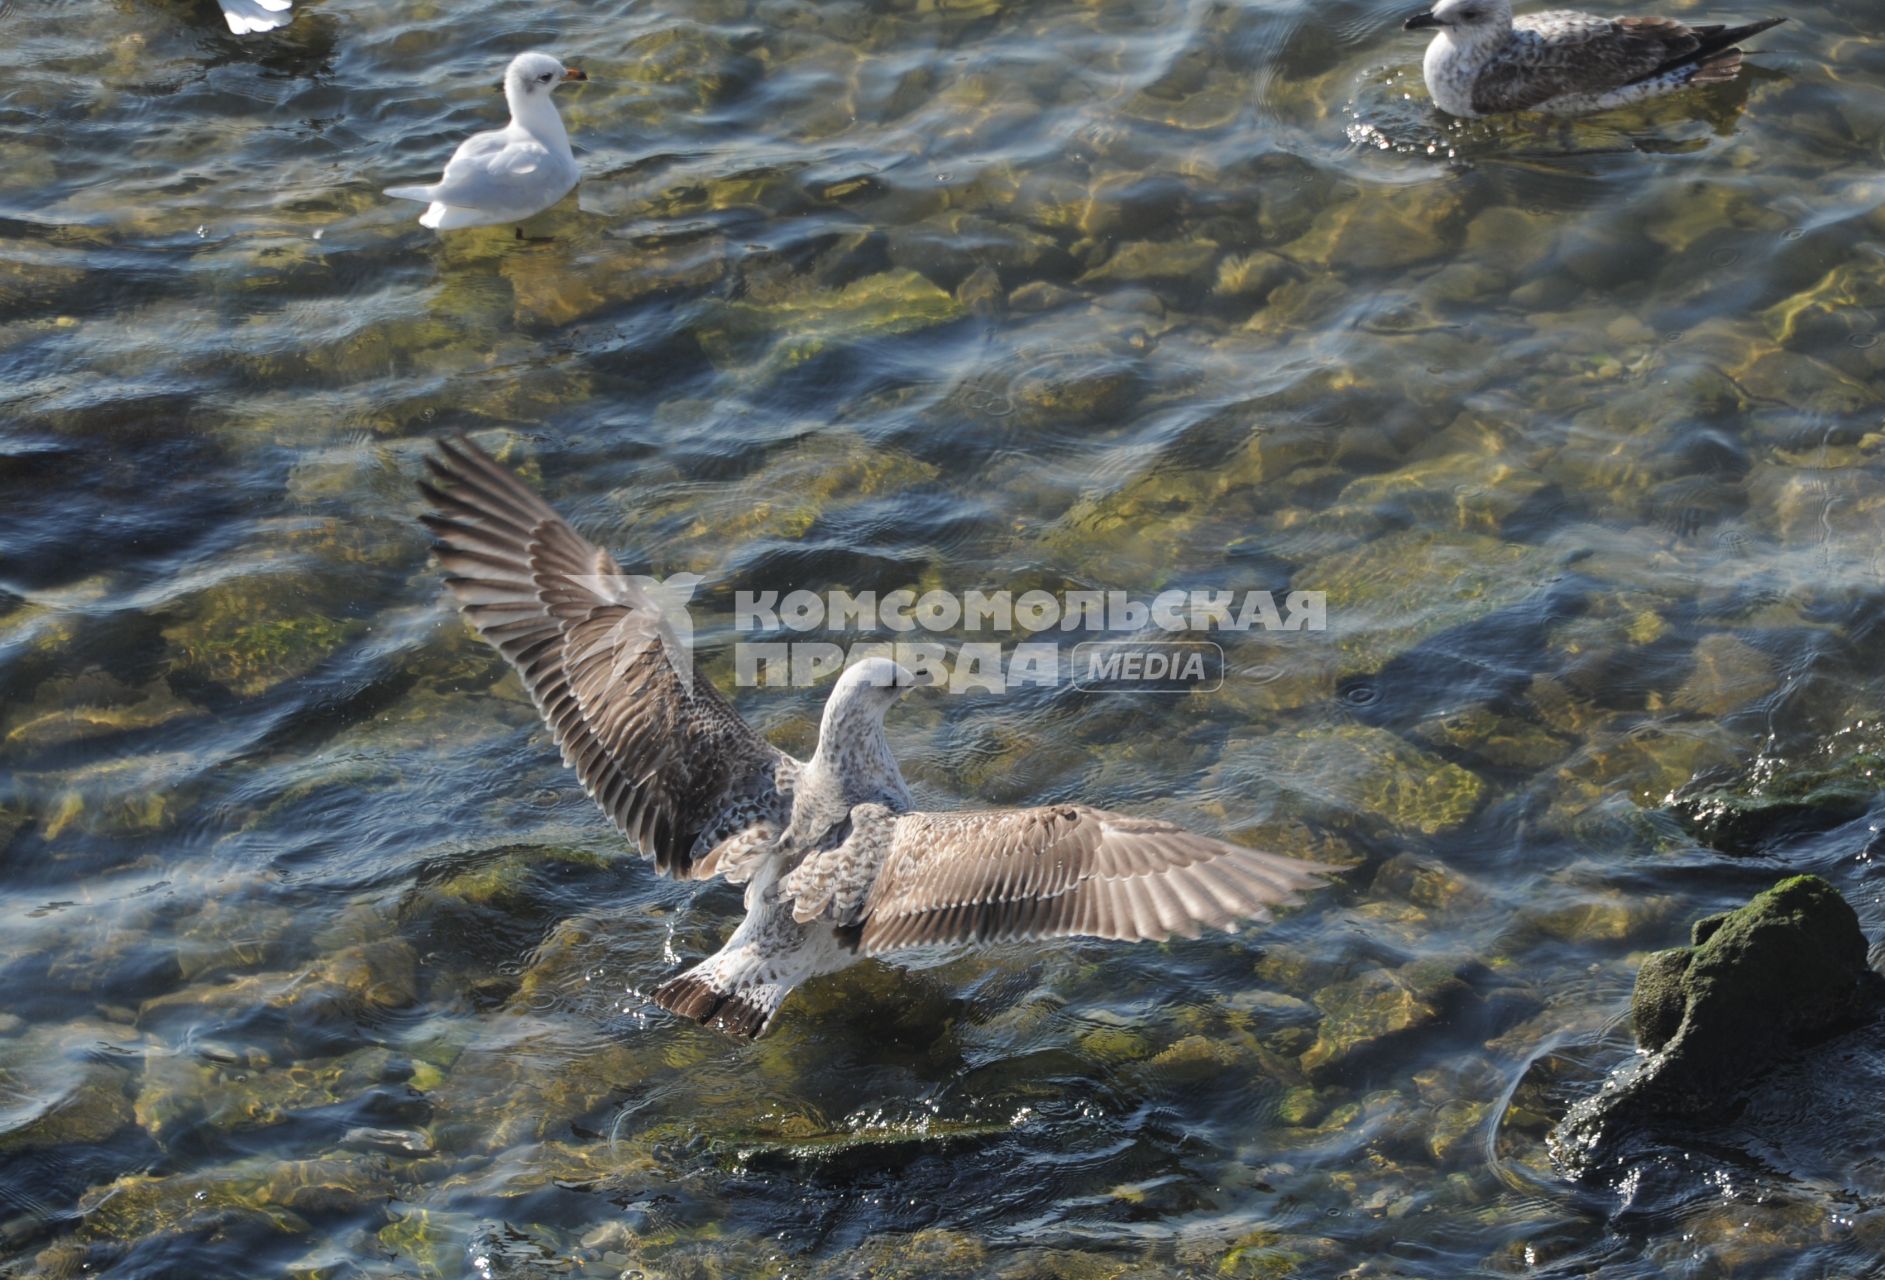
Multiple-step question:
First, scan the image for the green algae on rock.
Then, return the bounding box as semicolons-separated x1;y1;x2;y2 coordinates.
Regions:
1225;724;1485;837
1300;957;1478;1081
694;268;965;376
1633;876;1876;1068
1552;876;1882;1176
161;577;364;699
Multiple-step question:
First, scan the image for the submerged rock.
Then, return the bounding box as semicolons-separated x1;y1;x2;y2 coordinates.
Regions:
1552;876;1883;1173
1669;742;1885;857
1299;957;1478;1081
693;268;965;375
1225;724;1486;837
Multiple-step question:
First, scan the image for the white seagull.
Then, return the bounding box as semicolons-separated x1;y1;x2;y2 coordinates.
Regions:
384;51;586;232
1403;0;1784;118
418;437;1334;1040
218;0;293;35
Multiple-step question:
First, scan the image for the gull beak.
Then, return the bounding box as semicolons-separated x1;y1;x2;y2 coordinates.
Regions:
562;67;588;82
1403;9;1442;29
893;664;935;691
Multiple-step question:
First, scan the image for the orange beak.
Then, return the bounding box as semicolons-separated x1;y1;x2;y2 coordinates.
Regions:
563;67;588;82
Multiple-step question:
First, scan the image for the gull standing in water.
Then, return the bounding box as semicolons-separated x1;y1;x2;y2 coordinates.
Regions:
384;52;586;231
418;438;1333;1040
218;0;292;34
1403;0;1784;117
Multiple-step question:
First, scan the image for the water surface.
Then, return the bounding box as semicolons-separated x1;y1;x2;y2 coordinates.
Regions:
3;0;1884;1276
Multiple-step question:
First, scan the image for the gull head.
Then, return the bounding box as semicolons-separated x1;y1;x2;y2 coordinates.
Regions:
824;657;924;721
807;657;924;794
503;51;587;102
818;656;924;737
1404;0;1510;35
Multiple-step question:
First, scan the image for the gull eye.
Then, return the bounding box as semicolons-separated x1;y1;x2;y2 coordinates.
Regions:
1460;7;1480;17
538;72;554;83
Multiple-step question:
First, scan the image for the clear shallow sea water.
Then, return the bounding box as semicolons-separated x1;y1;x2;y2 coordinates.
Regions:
3;0;1884;1276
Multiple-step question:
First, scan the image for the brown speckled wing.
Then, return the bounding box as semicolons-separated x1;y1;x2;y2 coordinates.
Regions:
1473;15;1696;114
418;436;787;879
836;805;1331;955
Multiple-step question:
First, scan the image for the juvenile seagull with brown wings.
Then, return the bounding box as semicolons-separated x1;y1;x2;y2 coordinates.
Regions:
418;438;1332;1039
1404;0;1783;118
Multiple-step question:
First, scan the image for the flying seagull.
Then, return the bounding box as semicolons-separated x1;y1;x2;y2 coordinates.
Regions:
384;51;586;232
417;437;1333;1039
218;0;292;34
1403;0;1784;118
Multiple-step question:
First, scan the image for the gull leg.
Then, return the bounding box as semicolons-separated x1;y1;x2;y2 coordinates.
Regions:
649;898;853;1040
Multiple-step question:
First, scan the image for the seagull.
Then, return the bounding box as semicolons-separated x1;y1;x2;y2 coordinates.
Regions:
218;0;292;34
417;437;1333;1040
1402;0;1784;118
384;52;586;232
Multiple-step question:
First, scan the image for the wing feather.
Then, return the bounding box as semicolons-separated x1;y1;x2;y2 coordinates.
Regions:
418;436;790;879
787;804;1330;955
1474;14;1699;113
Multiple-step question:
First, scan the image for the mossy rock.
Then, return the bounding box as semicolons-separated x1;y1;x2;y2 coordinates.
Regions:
1555;877;1881;1171
711;1113;1018;1173
1076;237;1219;291
1427;1098;1492;1164
1670;633;1780;717
1214;1228;1306;1280
1009;350;1147;430
162;574;364;698
1633;876;1874;1069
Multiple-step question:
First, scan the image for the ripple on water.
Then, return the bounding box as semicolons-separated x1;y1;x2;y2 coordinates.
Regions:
2;0;1883;1274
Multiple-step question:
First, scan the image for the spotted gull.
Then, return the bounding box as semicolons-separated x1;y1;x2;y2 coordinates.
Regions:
418;437;1333;1039
1403;0;1784;118
384;52;586;232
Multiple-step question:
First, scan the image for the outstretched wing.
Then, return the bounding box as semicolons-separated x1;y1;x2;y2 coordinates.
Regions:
786;804;1332;955
1475;15;1698;113
418;436;789;879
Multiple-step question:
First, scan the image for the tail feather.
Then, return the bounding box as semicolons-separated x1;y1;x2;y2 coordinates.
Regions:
1629;16;1783;85
1701;16;1786;53
652;970;778;1040
382;185;435;202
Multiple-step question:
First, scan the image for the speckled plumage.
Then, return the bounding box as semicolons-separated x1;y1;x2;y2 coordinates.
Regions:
421;438;1333;1039
1405;0;1784;118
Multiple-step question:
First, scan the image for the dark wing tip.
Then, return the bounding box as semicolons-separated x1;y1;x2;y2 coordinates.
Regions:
652;972;774;1040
